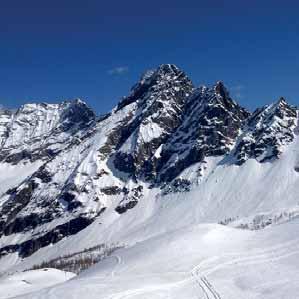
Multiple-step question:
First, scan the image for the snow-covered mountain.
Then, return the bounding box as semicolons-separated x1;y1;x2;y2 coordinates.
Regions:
0;64;299;299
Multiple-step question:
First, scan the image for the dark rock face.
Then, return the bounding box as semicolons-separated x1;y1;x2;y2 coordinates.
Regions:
0;181;64;237
109;64;194;181
161;178;192;195
3;213;54;236
60;192;83;211
0;181;39;236
59;99;95;131
0;150;32;165
35;165;53;183
0;217;94;258
113;152;136;174
100;186;124;195
156;82;250;182
234;98;297;164
115;186;143;214
115;200;138;214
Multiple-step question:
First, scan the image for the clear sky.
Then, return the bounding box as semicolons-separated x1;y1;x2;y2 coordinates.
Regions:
1;0;298;114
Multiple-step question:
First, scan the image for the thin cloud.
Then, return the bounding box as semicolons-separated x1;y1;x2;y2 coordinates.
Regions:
232;84;244;91
231;84;245;100
107;66;129;75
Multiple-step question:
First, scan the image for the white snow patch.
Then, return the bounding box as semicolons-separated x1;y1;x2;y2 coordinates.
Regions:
0;268;75;299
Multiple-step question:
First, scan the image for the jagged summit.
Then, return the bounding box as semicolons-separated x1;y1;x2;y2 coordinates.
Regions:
115;64;193;112
278;96;287;104
273;96;297;118
214;80;230;99
155;63;183;77
0;99;95;164
234;97;297;164
138;64;183;80
156;82;250;182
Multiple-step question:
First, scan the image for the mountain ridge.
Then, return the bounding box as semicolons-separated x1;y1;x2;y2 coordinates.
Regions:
0;64;298;290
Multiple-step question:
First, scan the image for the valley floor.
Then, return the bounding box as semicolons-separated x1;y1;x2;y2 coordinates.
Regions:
10;219;299;299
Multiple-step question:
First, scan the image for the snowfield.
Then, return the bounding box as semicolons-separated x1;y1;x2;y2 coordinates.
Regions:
13;220;299;299
0;268;75;299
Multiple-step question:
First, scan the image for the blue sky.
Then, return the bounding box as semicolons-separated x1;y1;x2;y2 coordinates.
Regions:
0;0;298;113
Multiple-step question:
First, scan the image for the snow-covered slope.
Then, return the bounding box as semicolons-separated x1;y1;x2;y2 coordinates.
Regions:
14;220;299;299
0;268;75;299
0;100;95;163
0;64;299;298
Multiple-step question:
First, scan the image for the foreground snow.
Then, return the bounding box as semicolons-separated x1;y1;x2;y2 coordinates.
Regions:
0;268;75;299
14;220;299;299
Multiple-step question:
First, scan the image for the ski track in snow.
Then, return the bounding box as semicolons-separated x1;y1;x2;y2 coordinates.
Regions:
197;241;299;277
90;238;299;299
5;221;299;299
111;255;122;277
191;263;221;299
190;238;299;299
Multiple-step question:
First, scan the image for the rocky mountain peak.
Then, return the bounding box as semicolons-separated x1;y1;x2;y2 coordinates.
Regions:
247;97;297;129
101;65;194;181
59;99;96;129
116;64;193;112
136;64;180;85
214;80;229;99
155;83;249;183
278;96;287;104
273;97;297;119
0;99;96;164
234;97;297;164
155;63;181;76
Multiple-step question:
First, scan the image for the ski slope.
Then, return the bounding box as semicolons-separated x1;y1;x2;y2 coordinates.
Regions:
0;268;75;299
14;220;299;299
